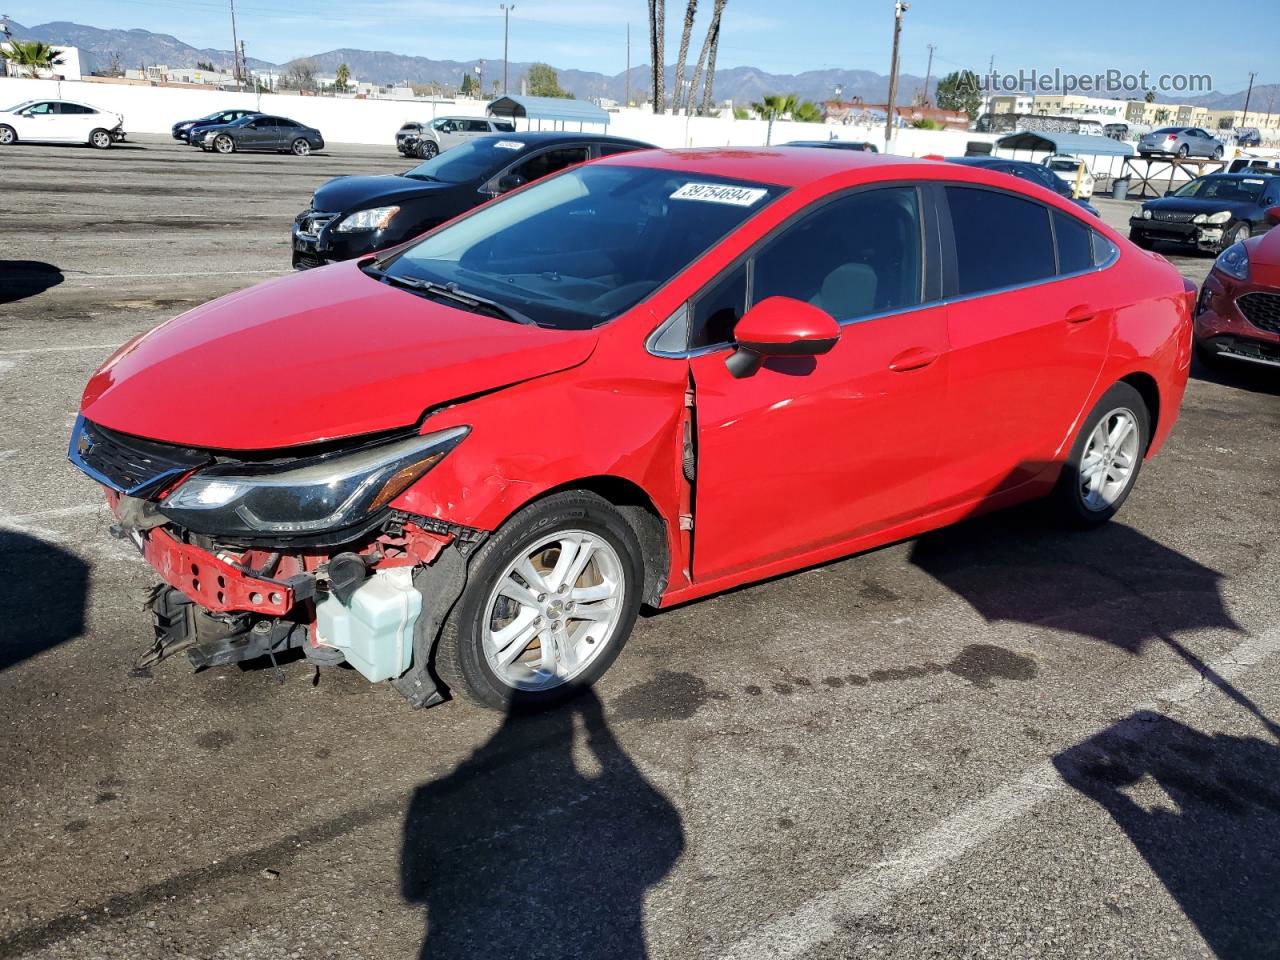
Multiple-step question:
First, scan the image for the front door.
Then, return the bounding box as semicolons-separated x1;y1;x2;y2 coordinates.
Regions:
687;186;950;582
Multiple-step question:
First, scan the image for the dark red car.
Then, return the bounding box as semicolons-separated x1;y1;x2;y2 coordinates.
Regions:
1194;207;1280;370
70;148;1193;710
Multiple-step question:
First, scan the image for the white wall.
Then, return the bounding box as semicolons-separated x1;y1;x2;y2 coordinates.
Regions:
0;76;998;155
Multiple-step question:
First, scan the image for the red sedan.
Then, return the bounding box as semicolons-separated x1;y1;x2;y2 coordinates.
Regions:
70;148;1193;710
1194;207;1280;370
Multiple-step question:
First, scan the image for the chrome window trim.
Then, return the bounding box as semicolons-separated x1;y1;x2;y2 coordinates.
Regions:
645;224;1121;360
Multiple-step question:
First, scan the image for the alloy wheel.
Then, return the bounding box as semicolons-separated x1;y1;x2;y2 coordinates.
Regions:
482;530;626;691
215;136;234;154
91;130;111;149
419;141;438;160
1078;407;1141;512
0;126;14;145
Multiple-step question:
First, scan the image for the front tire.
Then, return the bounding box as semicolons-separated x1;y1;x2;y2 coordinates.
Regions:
214;134;235;154
89;128;112;149
416;139;439;160
291;138;311;156
435;492;644;711
0;124;16;145
1221;222;1250;253
1049;382;1150;529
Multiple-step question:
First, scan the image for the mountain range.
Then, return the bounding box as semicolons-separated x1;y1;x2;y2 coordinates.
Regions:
7;19;1272;112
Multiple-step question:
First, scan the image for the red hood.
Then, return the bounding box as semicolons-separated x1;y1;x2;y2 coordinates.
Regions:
81;262;598;450
1248;229;1280;287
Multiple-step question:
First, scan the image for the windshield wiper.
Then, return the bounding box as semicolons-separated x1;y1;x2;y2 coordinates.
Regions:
368;267;538;326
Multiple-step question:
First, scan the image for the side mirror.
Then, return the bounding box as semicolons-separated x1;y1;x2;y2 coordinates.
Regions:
1164;189;1176;197
725;297;840;378
497;173;526;193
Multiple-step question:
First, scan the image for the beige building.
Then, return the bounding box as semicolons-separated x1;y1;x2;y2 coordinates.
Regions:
990;94;1033;114
1204;107;1280;133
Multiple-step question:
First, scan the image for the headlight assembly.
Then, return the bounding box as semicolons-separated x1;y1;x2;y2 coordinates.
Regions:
1205;210;1232;224
160;426;467;537
1213;241;1249;282
1142;208;1153;220
334;206;401;232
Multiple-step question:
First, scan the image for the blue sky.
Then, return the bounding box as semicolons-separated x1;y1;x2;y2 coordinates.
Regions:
7;0;1273;92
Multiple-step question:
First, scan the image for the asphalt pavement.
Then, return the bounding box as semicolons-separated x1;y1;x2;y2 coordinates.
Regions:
1;135;1278;960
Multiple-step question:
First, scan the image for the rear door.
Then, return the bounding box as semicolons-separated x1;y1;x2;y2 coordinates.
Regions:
464;119;492;141
686;185;951;582
931;185;1113;507
276;118;302;148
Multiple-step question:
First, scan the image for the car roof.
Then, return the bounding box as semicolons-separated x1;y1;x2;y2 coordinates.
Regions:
475;131;651;147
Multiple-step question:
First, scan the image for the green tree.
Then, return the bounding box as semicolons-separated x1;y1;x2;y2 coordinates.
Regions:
934;69;982;118
792;100;823;123
732;105;749;119
751;93;799;143
1144;89;1156;103
335;63;351;93
527;62;569;98
460;72;478;96
196;59;216;71
0;40;65;78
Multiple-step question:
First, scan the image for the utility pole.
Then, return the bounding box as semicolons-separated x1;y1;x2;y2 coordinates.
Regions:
884;0;908;151
500;4;514;95
240;40;247;93
922;43;935;108
626;23;631;107
1242;71;1256;123
229;0;242;85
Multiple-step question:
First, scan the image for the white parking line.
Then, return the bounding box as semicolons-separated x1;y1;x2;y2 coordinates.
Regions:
716;626;1280;960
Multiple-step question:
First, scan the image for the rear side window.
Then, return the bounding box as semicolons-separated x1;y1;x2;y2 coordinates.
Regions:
465;119;491;132
1091;232;1119;266
946;186;1055;295
1053;211;1093;275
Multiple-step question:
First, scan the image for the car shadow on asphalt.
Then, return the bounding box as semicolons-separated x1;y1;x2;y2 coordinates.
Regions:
400;688;684;960
0;260;64;304
1054;712;1280;960
0;530;88;671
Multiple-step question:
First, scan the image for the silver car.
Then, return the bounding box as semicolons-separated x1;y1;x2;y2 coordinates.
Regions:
396;116;516;159
1138;126;1225;160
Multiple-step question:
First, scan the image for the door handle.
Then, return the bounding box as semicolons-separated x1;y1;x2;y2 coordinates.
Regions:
888;347;940;372
1065;303;1097;324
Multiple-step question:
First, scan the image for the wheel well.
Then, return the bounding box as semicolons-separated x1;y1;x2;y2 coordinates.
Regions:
1119;372;1160;451
536;476;670;607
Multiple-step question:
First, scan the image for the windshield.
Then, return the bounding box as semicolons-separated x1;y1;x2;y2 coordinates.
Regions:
382;165;783;330
1047;159;1079;171
1173;177;1266;202
2;100;34;112
1152;127;1182;135
404;138;529;184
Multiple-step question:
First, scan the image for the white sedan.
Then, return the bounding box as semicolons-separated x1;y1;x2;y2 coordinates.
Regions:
1044;155;1096;199
0;99;125;149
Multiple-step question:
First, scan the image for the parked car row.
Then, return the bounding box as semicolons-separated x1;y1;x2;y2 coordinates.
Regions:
0;98;125;148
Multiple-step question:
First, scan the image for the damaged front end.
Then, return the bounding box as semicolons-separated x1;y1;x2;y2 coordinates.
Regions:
69;415;483;707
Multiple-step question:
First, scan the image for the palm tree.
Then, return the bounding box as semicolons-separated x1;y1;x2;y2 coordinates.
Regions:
1;40;65;79
698;0;727;116
793;100;823;123
647;0;665;113
750;93;797;144
672;0;697;114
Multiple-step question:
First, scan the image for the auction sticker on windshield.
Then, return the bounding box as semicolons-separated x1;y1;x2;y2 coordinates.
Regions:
671;182;768;206
494;140;525;150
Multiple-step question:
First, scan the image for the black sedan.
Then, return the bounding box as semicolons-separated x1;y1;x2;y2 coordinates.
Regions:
196;115;324;156
172;108;260;144
1128;172;1280;253
944;157;1100;216
291;131;652;269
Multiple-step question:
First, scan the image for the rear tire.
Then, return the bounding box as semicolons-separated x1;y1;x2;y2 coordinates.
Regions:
1177;144;1189;158
214;134;235;154
89;128;112;149
0;124;15;145
1213;146;1224;160
291;138;311;156
435;492;644;711
1049;382;1150;529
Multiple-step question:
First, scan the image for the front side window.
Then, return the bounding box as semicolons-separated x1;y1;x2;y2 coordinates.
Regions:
26;102;53;115
946;186;1055;295
384;166;782;330
688;186;923;349
511;147;590;183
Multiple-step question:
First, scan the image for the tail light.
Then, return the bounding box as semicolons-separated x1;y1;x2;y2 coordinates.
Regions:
1182;278;1197;319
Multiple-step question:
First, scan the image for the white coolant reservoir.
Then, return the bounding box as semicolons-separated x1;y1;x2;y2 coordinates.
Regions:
314;566;421;682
